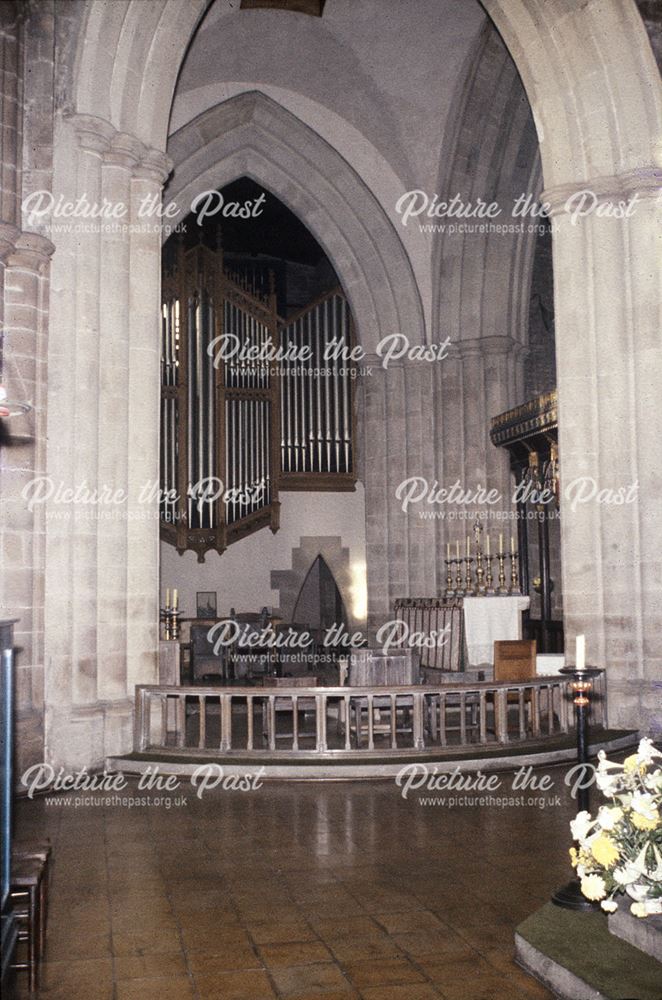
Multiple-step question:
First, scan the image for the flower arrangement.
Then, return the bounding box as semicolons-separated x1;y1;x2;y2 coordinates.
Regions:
569;737;662;917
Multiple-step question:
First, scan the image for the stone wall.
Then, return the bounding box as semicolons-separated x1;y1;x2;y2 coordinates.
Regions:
1;0;659;771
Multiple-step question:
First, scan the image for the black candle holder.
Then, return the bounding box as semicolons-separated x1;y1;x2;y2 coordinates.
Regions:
552;663;604;911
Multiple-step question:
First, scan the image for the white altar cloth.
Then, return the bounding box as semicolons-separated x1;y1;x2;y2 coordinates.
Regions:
462;595;530;666
535;653;566;675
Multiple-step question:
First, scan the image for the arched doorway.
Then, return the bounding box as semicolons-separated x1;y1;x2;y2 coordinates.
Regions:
39;0;661;766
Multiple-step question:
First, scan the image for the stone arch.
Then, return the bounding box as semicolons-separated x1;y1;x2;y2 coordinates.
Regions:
68;1;661;198
433;22;542;353
425;23;544;531
165;91;425;352
70;0;212;149
42;0;662;770
480;0;661;191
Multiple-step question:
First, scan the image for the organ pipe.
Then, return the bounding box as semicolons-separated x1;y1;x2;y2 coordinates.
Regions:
160;240;354;560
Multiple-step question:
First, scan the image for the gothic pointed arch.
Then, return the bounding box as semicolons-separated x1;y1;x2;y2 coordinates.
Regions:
164;91;426;353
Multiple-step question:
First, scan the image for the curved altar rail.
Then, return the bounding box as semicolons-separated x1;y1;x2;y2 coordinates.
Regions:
133;675;608;757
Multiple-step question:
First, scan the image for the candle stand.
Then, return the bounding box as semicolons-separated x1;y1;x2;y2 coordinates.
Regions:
552;663;604;911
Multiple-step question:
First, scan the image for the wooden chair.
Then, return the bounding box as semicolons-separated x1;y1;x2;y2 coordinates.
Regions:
494;639;537;682
10;842;52;992
190;623;232;683
493;639;537;736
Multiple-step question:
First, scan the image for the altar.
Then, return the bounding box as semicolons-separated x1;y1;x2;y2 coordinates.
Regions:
462;595;530;667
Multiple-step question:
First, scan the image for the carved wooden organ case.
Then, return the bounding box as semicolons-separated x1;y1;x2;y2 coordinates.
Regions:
160;240;355;561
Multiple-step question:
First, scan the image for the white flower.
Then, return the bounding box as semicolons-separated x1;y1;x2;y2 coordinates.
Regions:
597;751;622;773
600;899;618;912
626;883;650;901
631;898;662;917
613;864;641;886
581;874;607;901
631;792;658;821
649;845;662;882
595;771;619;796
570;810;596;842
643;771;662;793
597;805;623;831
636;738;662;765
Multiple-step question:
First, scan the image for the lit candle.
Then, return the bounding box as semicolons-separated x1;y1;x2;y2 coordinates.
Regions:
486;535;490;556
466;535;470;557
166;588;170;607
499;533;503;554
173;588;178;610
511;535;515;554
576;634;585;671
446;542;450;560
456;540;460;559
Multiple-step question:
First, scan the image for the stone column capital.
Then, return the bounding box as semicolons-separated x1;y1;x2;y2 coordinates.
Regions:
476;335;520;357
66;113;117;154
542;166;662;216
134;149;173;185
449;335;522;362
104;132;144;171
5;231;55;272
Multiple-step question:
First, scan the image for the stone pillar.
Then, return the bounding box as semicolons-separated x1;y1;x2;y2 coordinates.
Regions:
125;147;172;693
481;336;520;506
0;2;21;235
384;361;408;610
546;171;662;730
95;133;142;702
362;359;390;633
44;114;172;766
404;361;438;597
0;232;54;773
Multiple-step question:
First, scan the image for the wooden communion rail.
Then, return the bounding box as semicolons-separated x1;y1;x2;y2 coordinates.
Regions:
133;675;608;758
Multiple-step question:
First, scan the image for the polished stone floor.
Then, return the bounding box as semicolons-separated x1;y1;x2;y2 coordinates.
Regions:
12;762;579;999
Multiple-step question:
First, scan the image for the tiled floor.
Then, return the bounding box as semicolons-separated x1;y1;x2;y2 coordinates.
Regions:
11;762;578;999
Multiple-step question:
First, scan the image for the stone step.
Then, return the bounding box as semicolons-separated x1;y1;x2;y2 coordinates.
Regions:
608;902;662;963
515;902;662;1000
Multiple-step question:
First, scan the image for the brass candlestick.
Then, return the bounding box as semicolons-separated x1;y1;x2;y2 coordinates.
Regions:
509;551;521;595
464;556;474;595
485;555;495;595
475;550;486;594
445;560;455;598
160;606;181;641
497;552;508;594
455;558;464;597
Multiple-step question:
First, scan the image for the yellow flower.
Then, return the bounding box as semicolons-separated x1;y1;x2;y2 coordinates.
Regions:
591;834;620;868
569;847;578;867
623;754;639;773
631;812;658;831
581;874;607;901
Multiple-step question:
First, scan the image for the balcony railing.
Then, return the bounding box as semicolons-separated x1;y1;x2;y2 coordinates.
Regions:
133;675;607;757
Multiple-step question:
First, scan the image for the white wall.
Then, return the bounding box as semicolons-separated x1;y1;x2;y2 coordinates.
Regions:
160;483;367;621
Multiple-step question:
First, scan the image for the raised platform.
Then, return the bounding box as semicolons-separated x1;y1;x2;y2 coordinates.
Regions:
107;727;637;779
515;902;662;1000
